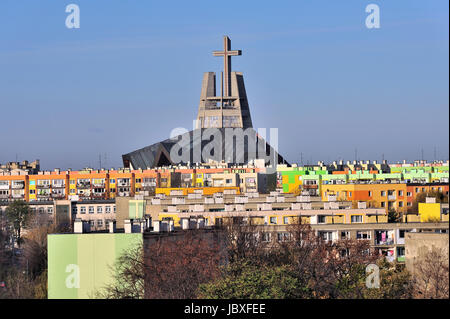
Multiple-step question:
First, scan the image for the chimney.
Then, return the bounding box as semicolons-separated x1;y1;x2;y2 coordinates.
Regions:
108;220;116;233
124;219;132;233
197;218;205;229
74;219;83;234
152;221;161;232
181;218;190;230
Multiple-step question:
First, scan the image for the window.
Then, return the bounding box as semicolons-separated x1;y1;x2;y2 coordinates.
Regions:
398;201;403;208
318;215;326;224
399;230;406;238
422;188;426;192
47;207;53;214
283;216;289;224
341;231;350;239
97;206;103;213
407;192;412;197
261;233;271;242
407;202;412;207
30;189;36;194
415;188;419;193
110;179;115;184
105;206;111;213
110;188;116;193
80;206;86;214
381;191;386;196
368;191;372;197
113;206;116;213
351;215;363;223
348;192;352;198
277;232;291;242
97;220;103;227
226;179;232;184
381;202;386;208
72;206;78;214
70;189;76;194
89;206;94;214
319;231;334;241
135;178;141;183
269;216;277;224
70;180;76;185
356;231;371;240
398;191;403;196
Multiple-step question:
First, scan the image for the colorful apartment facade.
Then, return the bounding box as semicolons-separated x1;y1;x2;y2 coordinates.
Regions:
0;166;274;203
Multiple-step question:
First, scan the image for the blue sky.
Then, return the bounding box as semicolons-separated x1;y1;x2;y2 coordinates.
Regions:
0;0;448;170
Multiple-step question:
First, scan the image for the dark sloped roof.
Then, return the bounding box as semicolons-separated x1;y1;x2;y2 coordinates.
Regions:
122;128;288;169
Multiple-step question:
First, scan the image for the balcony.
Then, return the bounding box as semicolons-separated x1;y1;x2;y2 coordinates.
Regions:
11;182;25;189
375;239;394;245
36;184;51;189
117;180;130;187
397;256;405;262
142;182;156;187
118;192;130;197
77;182;91;189
52;183;66;188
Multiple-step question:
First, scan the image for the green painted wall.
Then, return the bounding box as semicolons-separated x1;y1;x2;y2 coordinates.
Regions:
48;233;142;299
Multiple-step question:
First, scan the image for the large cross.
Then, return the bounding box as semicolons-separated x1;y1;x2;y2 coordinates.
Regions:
213;36;241;97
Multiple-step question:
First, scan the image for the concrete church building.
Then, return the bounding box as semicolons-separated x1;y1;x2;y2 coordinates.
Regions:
122;36;287;170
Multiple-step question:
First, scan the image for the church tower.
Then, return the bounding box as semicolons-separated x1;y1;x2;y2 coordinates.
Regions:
196;36;253;129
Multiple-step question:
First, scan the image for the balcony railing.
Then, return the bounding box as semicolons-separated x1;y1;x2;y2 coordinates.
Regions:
375;239;394;245
388;195;396;200
11;183;25;189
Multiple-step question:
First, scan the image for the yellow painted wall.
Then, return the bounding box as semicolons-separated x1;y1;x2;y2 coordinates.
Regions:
418;203;441;222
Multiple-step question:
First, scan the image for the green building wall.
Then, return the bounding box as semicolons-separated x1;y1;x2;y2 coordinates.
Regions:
48;233;142;299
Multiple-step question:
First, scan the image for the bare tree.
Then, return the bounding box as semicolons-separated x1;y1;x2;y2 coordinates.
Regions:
413;247;449;299
98;229;223;299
